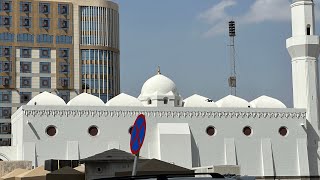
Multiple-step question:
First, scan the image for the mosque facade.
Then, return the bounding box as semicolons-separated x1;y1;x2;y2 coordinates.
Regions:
0;0;318;178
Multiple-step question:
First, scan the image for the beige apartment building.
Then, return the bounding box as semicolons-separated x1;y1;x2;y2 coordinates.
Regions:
0;0;120;145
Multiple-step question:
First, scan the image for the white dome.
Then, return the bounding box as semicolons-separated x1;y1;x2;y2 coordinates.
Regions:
106;93;143;107
183;94;217;107
27;91;66;106
216;95;250;108
250;95;286;108
140;74;178;96
67;93;104;106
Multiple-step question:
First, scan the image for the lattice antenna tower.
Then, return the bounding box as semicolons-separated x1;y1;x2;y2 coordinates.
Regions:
228;20;237;95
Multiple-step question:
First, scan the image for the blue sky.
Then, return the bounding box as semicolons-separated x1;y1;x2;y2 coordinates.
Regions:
115;0;320;107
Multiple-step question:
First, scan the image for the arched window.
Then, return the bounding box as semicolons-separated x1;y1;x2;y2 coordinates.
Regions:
163;97;168;104
307;24;311;35
147;99;152;105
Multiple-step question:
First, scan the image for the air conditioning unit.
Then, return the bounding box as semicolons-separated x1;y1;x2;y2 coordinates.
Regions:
2;94;9;102
2;109;11;118
3;48;10;57
61;79;68;87
60;5;68;14
3;2;10;11
22;3;30;12
61;50;68;58
2;124;8;133
23;18;30;27
3;17;9;26
3;62;10;72
42;19;49;28
61;64;68;73
3;77;9;86
41;4;49;14
60;20;68;29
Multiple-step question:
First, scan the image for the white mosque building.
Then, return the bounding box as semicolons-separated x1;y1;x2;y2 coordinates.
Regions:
0;0;319;178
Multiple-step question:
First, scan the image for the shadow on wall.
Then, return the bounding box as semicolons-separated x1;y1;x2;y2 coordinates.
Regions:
190;131;201;167
306;120;319;176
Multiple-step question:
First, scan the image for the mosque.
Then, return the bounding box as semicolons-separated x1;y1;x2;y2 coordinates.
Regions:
0;0;318;178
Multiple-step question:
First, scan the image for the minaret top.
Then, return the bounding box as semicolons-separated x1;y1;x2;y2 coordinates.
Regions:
157;66;161;75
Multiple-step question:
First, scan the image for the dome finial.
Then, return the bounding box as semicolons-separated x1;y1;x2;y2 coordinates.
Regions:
157;66;161;75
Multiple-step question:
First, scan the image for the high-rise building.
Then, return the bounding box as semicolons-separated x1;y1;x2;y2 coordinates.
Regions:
0;0;120;145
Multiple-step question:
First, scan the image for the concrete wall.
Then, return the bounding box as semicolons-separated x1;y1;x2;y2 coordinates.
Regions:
7;105;307;177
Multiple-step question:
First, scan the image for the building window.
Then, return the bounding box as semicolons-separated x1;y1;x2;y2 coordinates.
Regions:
1;123;11;134
39;48;51;58
20;2;31;13
40;18;50;29
56;35;72;44
0;46;11;57
20;48;31;58
60;78;69;88
60;63;69;74
1;1;12;12
0;33;14;42
0;16;12;27
307;24;311;35
40;77;51;88
0;108;11;119
163;97;168;104
20;62;31;73
279;126;288;137
20;17;31;28
58;4;69;15
17;34;34;43
20;92;31;103
58;19;69;30
0;91;11;103
20;77;31;88
0;138;11;146
88;126;99;136
59;48;69;58
39;3;50;14
0;61;11;73
37;34;53;43
206;126;216;136
0;76;11;86
243;126;252;136
148;99;152;105
46;125;57;137
40;62;51;73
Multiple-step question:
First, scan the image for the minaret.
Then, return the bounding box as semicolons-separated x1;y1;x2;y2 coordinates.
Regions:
286;0;320;176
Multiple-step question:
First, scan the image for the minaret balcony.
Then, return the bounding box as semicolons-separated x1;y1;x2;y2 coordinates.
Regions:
286;35;320;59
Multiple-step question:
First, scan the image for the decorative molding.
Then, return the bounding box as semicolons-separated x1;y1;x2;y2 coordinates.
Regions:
22;109;307;119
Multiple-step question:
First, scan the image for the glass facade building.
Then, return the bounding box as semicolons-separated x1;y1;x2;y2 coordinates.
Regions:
80;6;120;102
0;0;120;145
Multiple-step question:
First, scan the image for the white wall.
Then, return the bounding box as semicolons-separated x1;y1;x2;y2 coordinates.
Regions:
8;106;307;177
